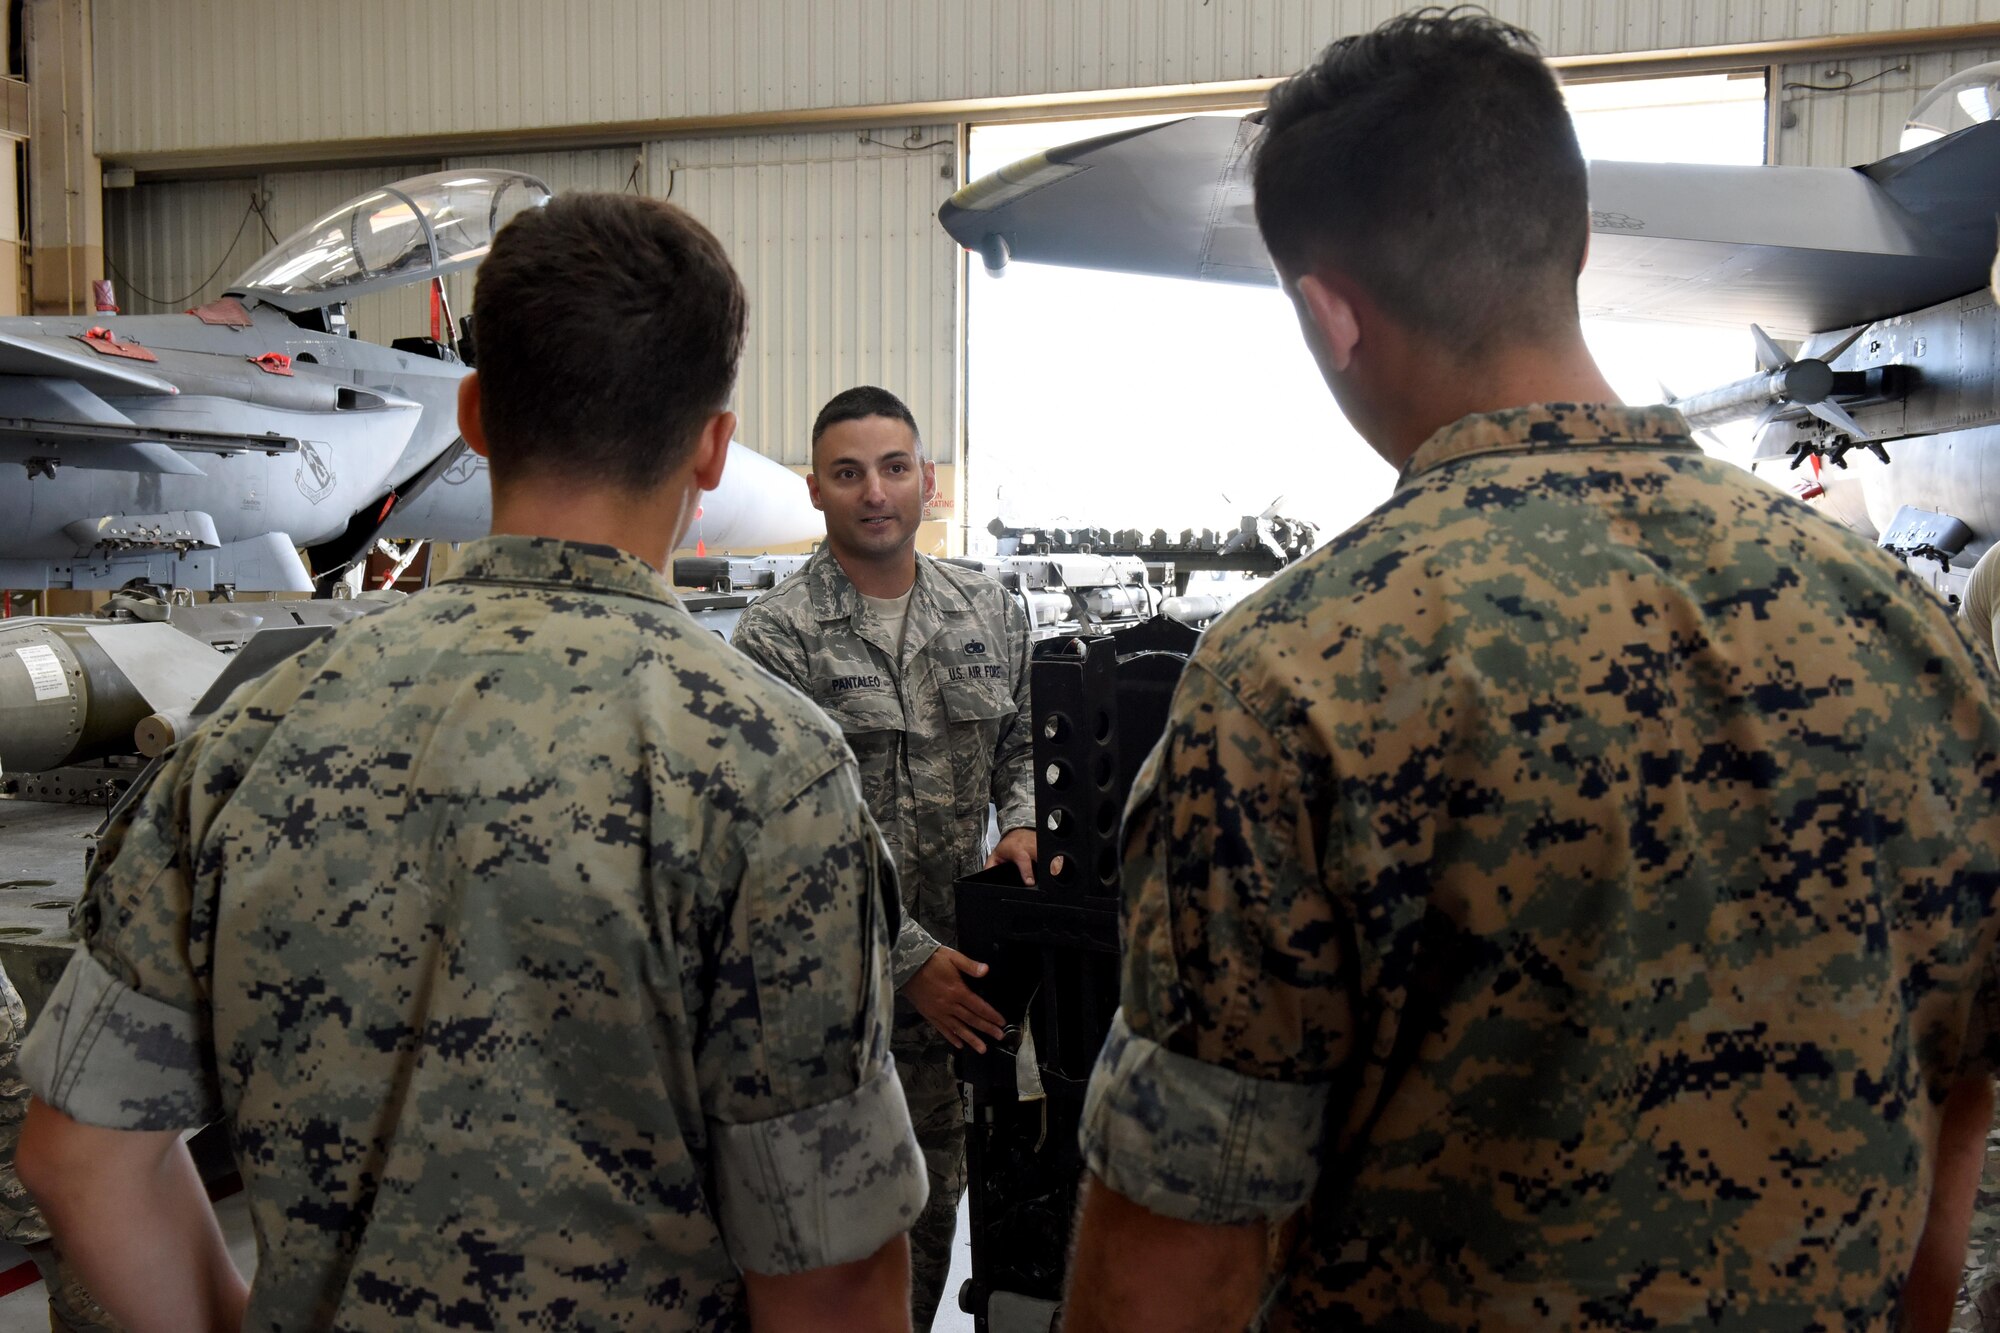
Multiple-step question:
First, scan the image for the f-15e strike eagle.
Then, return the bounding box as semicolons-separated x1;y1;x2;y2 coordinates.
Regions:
0;169;817;594
938;63;2000;595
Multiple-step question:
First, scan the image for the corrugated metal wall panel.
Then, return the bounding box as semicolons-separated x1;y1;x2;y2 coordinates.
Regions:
1772;44;2000;163
103;178;261;314
94;1;2000;159
647;129;959;467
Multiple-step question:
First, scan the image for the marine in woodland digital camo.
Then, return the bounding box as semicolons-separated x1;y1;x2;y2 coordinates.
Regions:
16;193;925;1332
1064;12;2000;1333
731;386;1037;1329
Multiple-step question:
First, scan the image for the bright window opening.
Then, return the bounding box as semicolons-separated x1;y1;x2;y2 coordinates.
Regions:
964;72;1770;550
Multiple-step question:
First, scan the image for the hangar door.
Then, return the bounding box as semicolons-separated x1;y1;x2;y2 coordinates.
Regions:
962;71;1769;552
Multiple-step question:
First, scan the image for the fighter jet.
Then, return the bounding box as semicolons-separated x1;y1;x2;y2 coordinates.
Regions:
0;168;819;594
938;64;2000;592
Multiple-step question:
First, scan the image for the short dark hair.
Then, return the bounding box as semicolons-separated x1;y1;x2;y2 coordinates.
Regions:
810;385;923;460
1253;7;1588;352
471;193;748;491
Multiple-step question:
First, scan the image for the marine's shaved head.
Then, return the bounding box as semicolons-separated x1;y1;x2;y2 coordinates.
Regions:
1254;7;1588;356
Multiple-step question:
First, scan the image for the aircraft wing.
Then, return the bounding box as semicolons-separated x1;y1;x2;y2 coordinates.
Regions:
940;116;2000;339
944;116;1274;286
0;331;179;396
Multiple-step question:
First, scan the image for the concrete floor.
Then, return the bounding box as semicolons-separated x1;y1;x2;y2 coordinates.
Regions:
0;1191;976;1332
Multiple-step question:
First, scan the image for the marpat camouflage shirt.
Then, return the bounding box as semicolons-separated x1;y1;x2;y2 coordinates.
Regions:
23;535;925;1331
1081;405;2000;1330
732;549;1034;1026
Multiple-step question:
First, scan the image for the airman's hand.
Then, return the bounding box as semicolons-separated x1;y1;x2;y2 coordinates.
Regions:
902;947;1007;1053
984;827;1038;886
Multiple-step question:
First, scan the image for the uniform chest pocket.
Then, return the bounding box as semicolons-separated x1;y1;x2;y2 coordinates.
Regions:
940;680;1015;726
940;681;1017;813
815;685;902;810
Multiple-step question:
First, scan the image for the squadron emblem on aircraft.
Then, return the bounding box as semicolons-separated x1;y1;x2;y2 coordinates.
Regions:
294;439;337;504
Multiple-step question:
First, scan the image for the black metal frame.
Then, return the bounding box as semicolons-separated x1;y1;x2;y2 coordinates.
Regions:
953;616;1199;1330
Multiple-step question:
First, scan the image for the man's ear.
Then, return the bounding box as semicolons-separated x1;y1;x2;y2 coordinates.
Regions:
920;456;937;506
690;410;735;492
805;463;824;512
1294;273;1362;374
457;372;489;458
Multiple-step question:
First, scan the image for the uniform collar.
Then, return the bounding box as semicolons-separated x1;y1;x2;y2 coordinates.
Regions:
442;534;680;607
803;545;971;623
1400;403;1697;487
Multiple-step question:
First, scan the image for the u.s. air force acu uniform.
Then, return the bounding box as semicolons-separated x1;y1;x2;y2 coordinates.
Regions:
22;535;926;1331
1083;405;2000;1330
732;546;1033;1328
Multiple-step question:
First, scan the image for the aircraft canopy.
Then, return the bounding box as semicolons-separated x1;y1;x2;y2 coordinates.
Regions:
1903;61;2000;150
231;170;551;312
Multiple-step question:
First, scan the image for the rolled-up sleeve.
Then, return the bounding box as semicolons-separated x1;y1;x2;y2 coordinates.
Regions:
701;760;926;1273
1082;1010;1328;1226
713;1058;922;1272
20;949;219;1131
1080;658;1353;1226
20;746;221;1132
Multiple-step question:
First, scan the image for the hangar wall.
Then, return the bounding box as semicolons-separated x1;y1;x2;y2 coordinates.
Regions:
641;131;959;468
1773;43;2000;164
89;0;2000;160
90;2;2000;490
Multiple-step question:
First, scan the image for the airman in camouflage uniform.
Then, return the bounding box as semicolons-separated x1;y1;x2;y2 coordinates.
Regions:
734;544;1036;987
18;194;926;1330
1067;13;2000;1333
733;387;1036;1330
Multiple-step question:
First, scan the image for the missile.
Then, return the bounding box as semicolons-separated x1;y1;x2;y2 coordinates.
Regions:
1162;591;1241;625
1668;324;1878;441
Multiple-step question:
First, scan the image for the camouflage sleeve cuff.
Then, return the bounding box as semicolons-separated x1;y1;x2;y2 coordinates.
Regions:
1080;1009;1327;1227
994;737;1035;831
996;793;1036;840
20;949;220;1132
891;916;943;991
712;1057;929;1275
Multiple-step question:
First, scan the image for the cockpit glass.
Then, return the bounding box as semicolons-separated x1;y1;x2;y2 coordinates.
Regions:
1901;61;2000;151
232;169;552;311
